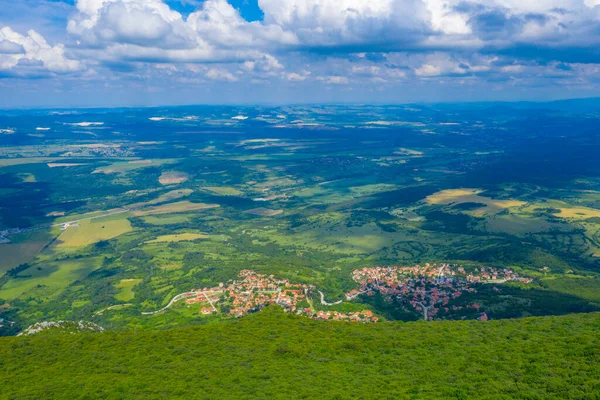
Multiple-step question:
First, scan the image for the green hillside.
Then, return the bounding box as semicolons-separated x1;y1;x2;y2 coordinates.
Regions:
2;308;599;399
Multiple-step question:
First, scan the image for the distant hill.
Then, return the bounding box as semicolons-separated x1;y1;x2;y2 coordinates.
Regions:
1;308;599;399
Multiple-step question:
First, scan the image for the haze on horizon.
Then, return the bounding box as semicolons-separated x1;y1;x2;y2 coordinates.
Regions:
2;0;600;107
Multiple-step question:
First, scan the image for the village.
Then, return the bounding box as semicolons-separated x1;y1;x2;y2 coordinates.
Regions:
152;270;378;323
346;263;533;321
142;264;532;323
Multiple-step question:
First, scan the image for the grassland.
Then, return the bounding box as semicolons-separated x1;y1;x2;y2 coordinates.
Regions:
55;217;132;248
93;159;179;174
554;207;600;219
132;201;219;216
128;189;193;208
145;233;208;243
115;279;142;302
425;188;526;215
245;208;283;217
0;157;60;167
0;256;102;300
0;230;57;273
141;215;193;225
201;186;243;196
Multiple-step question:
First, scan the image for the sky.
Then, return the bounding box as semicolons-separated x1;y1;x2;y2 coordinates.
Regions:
1;0;600;107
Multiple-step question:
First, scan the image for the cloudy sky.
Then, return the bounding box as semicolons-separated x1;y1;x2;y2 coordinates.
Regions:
1;0;600;107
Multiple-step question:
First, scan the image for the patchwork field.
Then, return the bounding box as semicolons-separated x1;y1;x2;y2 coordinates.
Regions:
1;103;600;335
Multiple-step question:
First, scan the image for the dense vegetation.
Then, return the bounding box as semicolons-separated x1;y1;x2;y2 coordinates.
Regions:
1;308;599;399
1;102;600;332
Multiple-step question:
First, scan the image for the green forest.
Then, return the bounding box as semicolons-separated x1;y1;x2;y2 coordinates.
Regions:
1;308;599;399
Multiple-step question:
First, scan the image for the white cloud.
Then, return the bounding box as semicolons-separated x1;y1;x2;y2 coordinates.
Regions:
415;64;442;77
317;75;349;84
285;71;310;81
258;0;431;47
205;67;238;81
0;40;25;54
0;27;81;75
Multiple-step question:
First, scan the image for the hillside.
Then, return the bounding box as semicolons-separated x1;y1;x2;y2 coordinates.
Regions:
1;308;599;399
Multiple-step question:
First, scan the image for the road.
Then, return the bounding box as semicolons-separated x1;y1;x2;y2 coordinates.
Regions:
318;290;343;306
141;291;199;315
141;290;223;315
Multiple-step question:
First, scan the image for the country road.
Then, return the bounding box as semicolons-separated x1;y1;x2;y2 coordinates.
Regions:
318;291;343;306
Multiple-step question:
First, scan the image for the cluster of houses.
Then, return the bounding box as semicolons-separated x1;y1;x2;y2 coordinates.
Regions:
183;270;310;318
346;263;532;321
225;270;309;317
181;270;380;323
177;264;530;323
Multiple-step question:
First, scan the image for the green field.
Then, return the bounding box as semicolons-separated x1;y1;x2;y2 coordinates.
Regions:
0;256;102;300
55;217;132;248
115;279;142;302
0;229;57;273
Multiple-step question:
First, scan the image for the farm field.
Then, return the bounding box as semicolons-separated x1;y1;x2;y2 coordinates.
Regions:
0;102;599;335
54;217;132;248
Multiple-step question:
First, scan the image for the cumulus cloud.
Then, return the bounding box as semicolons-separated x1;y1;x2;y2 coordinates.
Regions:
205;67;239;81
3;0;600;100
0;27;81;77
258;0;432;48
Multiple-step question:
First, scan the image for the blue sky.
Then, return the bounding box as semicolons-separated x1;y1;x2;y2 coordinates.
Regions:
1;0;600;107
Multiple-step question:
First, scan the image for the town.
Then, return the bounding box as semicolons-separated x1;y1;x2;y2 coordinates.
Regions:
145;270;378;323
346;263;533;321
140;264;532;323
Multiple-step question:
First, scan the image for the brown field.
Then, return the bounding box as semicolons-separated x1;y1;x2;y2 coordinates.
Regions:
47;163;87;168
425;188;525;215
245;208;283;217
553;207;600;219
159;171;190;185
133;201;219;216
